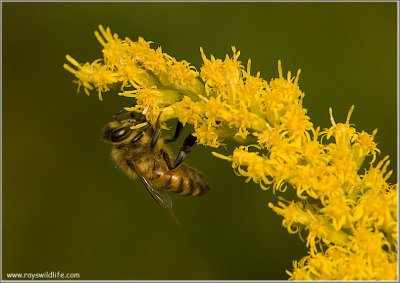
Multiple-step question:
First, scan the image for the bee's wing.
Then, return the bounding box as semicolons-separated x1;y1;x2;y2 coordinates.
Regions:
134;167;181;225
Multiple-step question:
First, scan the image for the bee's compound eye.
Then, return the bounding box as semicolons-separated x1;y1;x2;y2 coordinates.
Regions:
110;126;131;142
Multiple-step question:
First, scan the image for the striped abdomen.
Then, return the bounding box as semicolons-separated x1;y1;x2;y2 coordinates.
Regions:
149;160;209;196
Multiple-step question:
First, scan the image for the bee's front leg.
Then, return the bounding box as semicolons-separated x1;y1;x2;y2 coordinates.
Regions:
162;134;197;170
151;110;185;148
164;121;183;144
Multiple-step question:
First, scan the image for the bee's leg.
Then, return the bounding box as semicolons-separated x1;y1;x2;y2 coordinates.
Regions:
162;134;197;170
164;121;184;144
150;112;163;149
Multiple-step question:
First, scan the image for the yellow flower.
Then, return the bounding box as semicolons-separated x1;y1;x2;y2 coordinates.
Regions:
127;36;167;76
63;55;119;101
172;96;203;127
166;57;205;98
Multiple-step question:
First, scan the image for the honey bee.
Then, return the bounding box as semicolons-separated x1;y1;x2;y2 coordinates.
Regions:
101;111;209;224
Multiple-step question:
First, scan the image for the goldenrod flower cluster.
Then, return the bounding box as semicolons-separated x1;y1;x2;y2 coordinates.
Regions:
64;25;398;280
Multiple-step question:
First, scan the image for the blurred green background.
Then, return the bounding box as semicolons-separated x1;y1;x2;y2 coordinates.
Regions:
3;2;397;280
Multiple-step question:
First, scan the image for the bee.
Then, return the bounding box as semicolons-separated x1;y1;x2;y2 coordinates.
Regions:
101;111;209;224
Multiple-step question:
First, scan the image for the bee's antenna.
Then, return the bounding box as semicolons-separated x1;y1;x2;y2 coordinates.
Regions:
113;109;136;121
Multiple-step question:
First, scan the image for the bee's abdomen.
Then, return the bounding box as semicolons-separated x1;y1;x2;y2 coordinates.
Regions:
153;163;209;196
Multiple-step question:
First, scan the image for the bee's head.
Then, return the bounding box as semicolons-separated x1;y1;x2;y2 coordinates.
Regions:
101;119;147;145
